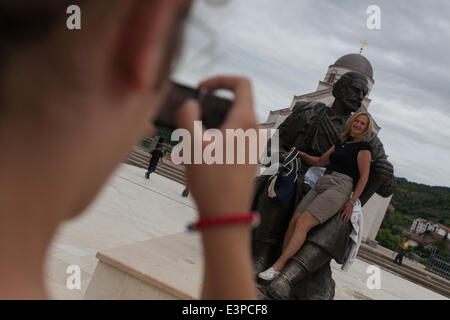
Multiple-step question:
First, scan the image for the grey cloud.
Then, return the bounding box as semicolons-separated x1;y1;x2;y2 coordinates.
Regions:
174;0;450;186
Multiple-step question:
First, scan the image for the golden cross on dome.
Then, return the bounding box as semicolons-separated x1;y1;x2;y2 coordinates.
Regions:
360;40;368;54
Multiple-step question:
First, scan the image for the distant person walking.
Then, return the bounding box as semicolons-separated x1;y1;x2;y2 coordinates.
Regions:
394;240;409;266
182;187;189;197
145;143;164;179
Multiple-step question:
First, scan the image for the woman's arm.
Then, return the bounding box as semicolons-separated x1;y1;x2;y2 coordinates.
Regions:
341;150;371;222
299;145;335;167
352;150;371;203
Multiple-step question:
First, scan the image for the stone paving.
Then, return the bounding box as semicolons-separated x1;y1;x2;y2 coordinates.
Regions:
44;164;447;300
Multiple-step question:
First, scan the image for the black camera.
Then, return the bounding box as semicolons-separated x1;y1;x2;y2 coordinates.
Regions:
155;81;233;130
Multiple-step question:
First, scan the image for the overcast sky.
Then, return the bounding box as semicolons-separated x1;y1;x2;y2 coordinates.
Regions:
172;0;450;188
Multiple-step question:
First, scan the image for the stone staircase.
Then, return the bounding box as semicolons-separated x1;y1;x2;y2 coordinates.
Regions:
357;244;450;298
125;146;186;186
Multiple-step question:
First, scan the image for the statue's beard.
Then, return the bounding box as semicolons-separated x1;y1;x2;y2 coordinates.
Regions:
342;98;362;113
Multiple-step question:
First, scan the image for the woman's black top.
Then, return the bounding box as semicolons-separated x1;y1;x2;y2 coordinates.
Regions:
327;138;371;187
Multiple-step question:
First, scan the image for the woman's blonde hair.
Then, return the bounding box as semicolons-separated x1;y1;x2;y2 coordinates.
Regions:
340;112;373;143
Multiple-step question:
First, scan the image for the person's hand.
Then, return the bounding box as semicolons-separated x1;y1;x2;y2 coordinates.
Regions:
174;76;257;218
340;201;354;222
291;147;302;157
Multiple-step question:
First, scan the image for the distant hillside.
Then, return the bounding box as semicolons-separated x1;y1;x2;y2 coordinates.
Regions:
396;177;409;183
434;186;450;193
394;177;450;193
381;178;450;232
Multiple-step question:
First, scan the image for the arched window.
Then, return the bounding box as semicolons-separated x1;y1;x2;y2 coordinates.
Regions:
328;70;337;83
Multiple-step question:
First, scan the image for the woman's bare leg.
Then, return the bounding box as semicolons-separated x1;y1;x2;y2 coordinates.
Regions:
282;211;302;252
272;210;319;271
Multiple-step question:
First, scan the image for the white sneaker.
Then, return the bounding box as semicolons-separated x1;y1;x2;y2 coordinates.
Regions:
258;267;280;281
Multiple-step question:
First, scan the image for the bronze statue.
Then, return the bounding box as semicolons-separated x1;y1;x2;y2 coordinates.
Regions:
252;71;395;300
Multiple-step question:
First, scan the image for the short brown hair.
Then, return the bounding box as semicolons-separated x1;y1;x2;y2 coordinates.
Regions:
0;1;84;48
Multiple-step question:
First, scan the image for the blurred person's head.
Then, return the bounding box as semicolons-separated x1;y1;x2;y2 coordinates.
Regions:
0;0;191;220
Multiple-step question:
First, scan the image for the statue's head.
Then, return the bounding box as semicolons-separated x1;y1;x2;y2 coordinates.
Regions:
332;72;369;113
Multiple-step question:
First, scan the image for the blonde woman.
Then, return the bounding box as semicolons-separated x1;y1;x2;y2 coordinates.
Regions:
259;112;373;280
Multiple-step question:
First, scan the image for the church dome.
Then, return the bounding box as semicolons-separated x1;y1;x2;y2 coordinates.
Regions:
332;53;373;79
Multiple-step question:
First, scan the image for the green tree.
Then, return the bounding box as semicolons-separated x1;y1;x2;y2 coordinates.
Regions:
376;229;401;251
433;240;450;257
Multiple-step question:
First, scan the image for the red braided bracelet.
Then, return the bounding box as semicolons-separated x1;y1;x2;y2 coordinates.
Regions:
187;212;260;231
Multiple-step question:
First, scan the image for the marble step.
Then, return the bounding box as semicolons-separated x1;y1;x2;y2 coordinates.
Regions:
126;155;185;185
130;148;186;174
358;244;450;287
84;232;202;300
356;248;450;298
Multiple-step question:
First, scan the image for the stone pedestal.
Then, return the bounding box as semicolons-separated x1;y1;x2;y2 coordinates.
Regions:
84;232;202;300
361;194;392;242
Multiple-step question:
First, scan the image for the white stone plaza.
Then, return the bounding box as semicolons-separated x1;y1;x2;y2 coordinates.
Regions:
45;164;447;300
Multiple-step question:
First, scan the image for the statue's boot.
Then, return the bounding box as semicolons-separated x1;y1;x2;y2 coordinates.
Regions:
252;238;280;275
267;242;331;300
